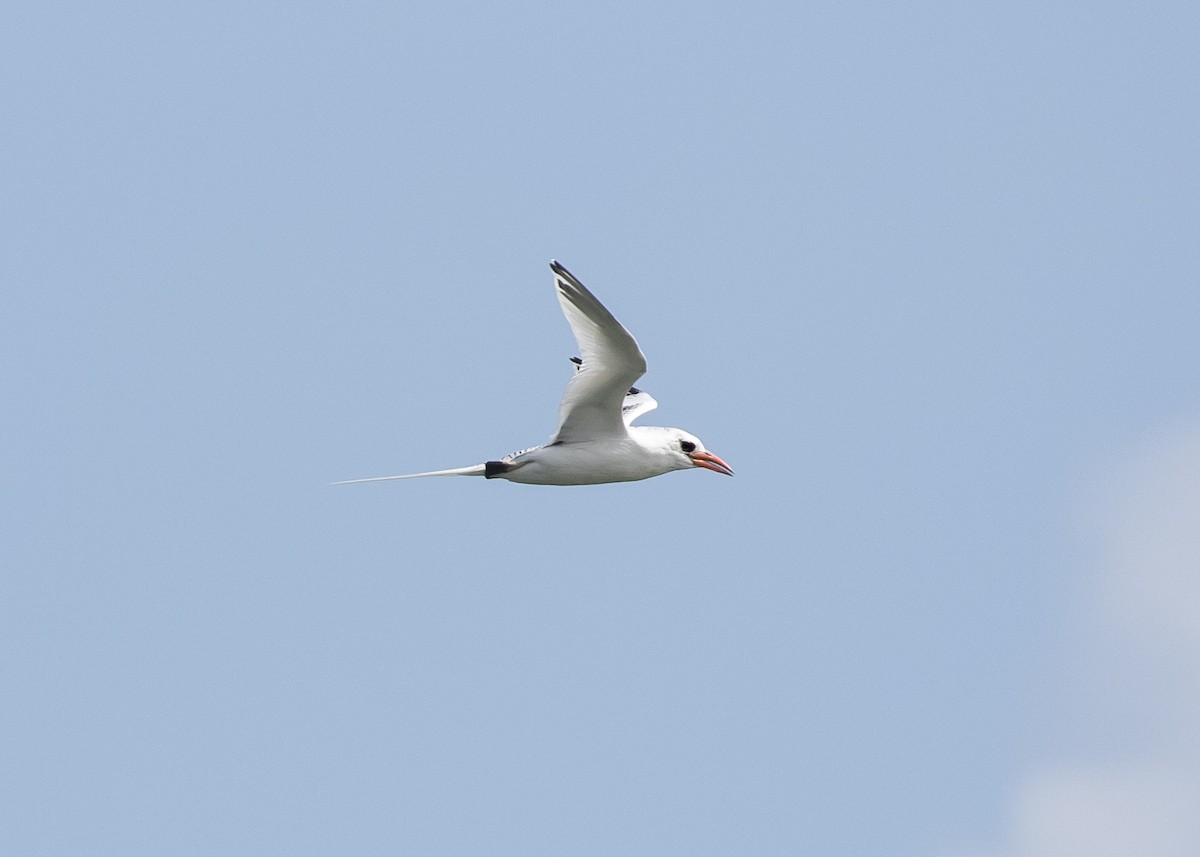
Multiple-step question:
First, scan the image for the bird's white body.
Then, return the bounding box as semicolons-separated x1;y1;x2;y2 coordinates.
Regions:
336;261;732;487
499;428;702;485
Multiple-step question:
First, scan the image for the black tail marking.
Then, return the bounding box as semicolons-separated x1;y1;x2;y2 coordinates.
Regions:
484;460;512;479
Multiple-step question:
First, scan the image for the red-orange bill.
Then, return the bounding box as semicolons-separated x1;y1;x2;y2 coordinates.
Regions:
690;451;734;476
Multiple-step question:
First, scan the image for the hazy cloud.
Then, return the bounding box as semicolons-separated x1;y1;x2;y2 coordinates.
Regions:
954;424;1200;857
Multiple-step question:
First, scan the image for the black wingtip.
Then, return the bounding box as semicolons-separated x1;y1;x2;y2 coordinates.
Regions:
550;259;577;283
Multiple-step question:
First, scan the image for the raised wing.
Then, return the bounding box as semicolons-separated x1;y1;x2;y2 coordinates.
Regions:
621;388;658;426
570;356;658;426
551;261;647;442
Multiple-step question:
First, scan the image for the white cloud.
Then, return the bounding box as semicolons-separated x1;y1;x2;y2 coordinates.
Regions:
1004;764;1200;857
954;423;1200;857
1097;425;1200;667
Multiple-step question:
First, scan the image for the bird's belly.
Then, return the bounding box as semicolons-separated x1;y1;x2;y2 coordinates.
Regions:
501;441;665;485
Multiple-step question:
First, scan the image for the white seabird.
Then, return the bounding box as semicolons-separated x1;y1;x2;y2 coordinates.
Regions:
336;260;733;486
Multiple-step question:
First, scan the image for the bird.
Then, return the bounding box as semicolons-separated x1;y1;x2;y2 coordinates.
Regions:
335;260;733;486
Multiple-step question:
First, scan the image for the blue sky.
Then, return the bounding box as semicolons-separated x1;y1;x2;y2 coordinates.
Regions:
4;2;1199;855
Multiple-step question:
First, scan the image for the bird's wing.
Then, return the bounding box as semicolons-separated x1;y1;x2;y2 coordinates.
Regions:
569;356;658;426
621;388;658;426
551;261;647;442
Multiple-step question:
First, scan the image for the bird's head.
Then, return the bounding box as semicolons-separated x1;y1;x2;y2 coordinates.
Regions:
658;428;734;477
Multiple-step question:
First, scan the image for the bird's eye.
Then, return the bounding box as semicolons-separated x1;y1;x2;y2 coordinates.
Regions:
680;440;696;453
